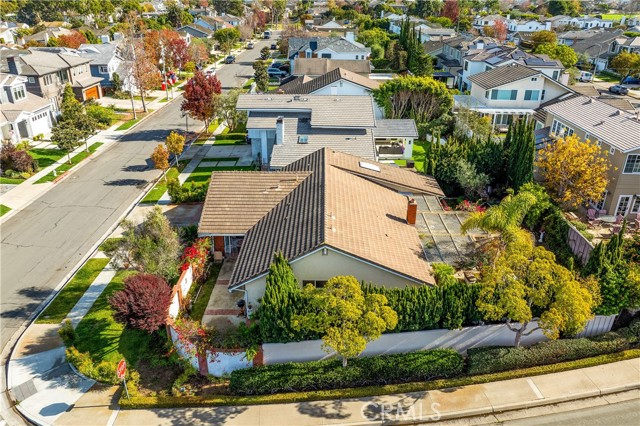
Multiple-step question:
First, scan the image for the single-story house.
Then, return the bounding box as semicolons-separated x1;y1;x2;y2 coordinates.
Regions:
198;148;445;308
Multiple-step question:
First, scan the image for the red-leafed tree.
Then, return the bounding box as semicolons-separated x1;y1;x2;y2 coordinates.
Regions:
57;31;88;49
181;71;222;129
168;37;189;74
494;19;508;42
109;273;172;333
441;0;459;23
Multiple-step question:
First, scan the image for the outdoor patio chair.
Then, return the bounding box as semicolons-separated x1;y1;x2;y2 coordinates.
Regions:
615;214;624;225
587;209;601;228
598;209;607;217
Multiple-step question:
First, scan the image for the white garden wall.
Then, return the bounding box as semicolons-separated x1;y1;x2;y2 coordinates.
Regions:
262;315;617;365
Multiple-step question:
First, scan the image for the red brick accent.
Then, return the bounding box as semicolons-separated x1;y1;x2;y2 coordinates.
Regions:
213;236;225;255
197;352;209;376
406;197;417;225
253;347;264;366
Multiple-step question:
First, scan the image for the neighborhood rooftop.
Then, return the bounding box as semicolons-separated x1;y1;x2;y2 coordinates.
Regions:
292;58;372;76
468;64;540;89
228;148;443;288
236;94;377;128
275;67;379;95
543;95;640;152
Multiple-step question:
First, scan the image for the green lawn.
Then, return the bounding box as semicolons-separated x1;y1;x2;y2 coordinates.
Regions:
597;14;639;21
596;72;621;83
394;140;427;172
213;139;247;145
29;147;65;168
0;204;11;217
74;270;153;365
159;98;169;103
0;177;24;185
116;118;141;131
36;258;110;324
132;96;157;101
189;263;221;322
35;143;103;184
185;163;255;184
140;164;184;204
207;119;219;133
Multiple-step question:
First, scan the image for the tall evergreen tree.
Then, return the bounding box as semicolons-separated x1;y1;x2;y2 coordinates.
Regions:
504;117;535;192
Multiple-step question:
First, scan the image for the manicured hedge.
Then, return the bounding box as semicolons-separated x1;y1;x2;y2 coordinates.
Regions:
467;331;631;376
229;349;464;395
120;350;640;409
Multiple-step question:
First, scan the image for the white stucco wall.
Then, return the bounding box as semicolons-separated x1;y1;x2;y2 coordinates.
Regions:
242;247;424;307
469;76;568;109
206;351;253;376
311;80;373;96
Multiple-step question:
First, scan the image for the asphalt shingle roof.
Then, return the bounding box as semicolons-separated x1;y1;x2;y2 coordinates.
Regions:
468;64;539;89
78;43;120;65
288;36;370;59
293;58;371;76
228;148;443;288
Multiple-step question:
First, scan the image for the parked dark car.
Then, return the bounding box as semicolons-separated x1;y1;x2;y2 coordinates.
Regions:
270;43;277;50
609;85;629;95
622;76;640;87
225;55;236;64
267;67;289;77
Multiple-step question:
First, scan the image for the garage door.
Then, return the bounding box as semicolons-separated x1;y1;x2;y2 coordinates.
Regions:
84;85;100;100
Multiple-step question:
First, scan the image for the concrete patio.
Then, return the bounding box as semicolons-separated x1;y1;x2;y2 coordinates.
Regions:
202;259;246;333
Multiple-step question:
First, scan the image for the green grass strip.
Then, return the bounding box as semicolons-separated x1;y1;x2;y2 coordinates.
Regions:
36;258;110;324
116;118;140;131
28;147;66;168
0;177;24;185
140;165;182;204
35;143;103;184
0;204;11;216
119;349;640;409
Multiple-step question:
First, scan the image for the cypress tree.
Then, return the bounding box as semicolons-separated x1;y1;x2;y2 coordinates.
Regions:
505;118;535;192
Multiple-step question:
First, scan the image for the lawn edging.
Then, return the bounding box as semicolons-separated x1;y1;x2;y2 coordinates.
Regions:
119;349;640;409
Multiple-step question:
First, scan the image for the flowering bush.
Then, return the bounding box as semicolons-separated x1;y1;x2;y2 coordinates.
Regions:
172;317;213;356
180;238;211;281
456;200;487;213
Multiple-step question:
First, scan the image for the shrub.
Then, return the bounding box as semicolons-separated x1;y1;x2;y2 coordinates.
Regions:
167;178;208;203
58;319;76;346
66;346;140;385
466;331;631;375
229;349;464;395
87;104;117;129
109;273;172;333
15;140;32;151
1;143;37;174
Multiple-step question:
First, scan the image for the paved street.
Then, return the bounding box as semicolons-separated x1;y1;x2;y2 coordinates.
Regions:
0;34;275;354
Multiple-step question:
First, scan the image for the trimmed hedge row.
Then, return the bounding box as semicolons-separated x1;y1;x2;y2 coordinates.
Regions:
120;349;640;409
467;330;633;376
229;349;464;395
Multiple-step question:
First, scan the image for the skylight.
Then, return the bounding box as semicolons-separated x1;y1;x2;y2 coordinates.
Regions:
298;136;309;144
359;161;380;172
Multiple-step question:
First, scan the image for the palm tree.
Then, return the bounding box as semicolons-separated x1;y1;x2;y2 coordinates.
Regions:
461;191;538;258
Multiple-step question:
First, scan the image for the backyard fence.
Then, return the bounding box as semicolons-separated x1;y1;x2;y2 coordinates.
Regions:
166;265;260;376
566;221;595;265
262;315;617;365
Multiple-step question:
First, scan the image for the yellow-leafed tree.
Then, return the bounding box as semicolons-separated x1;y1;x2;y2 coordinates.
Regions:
536;135;611;208
165;131;185;165
151;144;170;180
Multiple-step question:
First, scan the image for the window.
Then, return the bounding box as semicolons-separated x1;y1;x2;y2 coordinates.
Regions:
541;89;546;100
524;90;540;101
623;154;640;174
609;147;616;155
632;197;640;214
490;89;517;100
464;60;468;71
616;196;632;216
485;90;489;98
28;77;35;83
531;77;538;81
552;70;559;80
321;53;331;58
12;85;26;101
551;119;574;136
99;66;109;74
590;191;607;210
43;74;53;86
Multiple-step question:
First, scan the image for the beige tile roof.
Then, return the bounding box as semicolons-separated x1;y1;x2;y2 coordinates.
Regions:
227;148;443;288
293;58;372;76
198;171;310;236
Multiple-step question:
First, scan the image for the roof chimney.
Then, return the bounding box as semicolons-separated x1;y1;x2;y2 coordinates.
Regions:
406;197;417;225
276;116;284;145
344;31;355;43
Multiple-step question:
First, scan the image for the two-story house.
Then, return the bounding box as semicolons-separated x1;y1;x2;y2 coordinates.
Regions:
535;96;640;218
194;16;232;32
453;64;574;129
506;19;550;32
0;73;54;143
177;23;214;39
611;36;640;54
6;48;103;107
571;29;625;72
288;34;371;74
236;94;419;168
78;42;122;90
473;14;505;29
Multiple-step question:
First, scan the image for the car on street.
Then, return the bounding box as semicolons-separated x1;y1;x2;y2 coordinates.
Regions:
578;71;593;82
622;76;640;88
609;85;629;95
247;42;255;49
225;55;236;64
271;43;277;50
263;30;271;39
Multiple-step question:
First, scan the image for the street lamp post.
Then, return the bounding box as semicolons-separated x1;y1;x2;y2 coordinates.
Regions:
160;42;169;101
592;43;606;75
